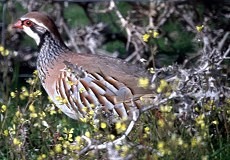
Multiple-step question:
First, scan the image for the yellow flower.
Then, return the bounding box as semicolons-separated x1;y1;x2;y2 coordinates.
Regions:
144;127;150;134
153;30;159;38
157;141;164;150
21;86;29;96
67;80;75;86
30;113;38;118
55;96;68;104
196;25;204;32
88;110;94;115
33;70;38;76
121;145;129;153
191;136;202;147
157;119;165;128
108;134;115;140
75;136;81;143
100;122;107;129
39;112;46;119
13;138;21;146
37;154;47;160
115;122;122;130
29;104;36;112
10;92;16;98
49;151;55;156
177;137;183;145
3;130;9;136
115;121;126;133
1;105;7;112
143;33;150;42
15;111;22;118
30;90;42;98
54;144;62;153
0;45;4;52
8;125;16;135
0;45;10;56
138;77;149;89
157;79;168;93
195;114;205;128
80;117;87;123
63;128;74;141
85;131;91;138
47;105;57;115
160;105;172;112
63;141;70;148
79;87;85;93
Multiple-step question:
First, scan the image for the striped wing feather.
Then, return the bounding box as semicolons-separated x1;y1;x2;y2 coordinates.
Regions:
43;52;151;120
54;62;133;120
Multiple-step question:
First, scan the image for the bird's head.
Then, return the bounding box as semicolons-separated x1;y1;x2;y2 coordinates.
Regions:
13;12;63;46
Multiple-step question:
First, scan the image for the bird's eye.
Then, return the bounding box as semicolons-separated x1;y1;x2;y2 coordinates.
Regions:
23;20;33;27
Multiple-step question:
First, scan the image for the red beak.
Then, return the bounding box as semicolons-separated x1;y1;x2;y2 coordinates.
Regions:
13;20;23;29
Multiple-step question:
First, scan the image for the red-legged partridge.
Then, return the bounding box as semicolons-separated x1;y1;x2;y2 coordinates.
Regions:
13;12;152;125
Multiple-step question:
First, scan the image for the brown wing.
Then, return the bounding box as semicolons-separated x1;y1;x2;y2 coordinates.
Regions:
64;52;152;94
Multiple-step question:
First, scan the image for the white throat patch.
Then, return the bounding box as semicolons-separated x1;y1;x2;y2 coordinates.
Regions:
23;26;40;45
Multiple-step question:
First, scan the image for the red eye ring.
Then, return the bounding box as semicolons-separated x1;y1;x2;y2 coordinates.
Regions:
23;20;33;27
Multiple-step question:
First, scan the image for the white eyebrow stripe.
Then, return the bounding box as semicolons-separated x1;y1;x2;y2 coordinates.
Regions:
20;17;49;31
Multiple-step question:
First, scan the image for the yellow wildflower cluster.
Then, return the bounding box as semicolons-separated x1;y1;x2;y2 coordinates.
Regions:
11;86;42;100
138;77;149;89
20;86;29;100
157;141;171;156
46;104;58;115
203;100;215;111
114;145;130;158
55;96;68;105
195;114;206;129
66;80;75;86
53;128;84;156
157;79;171;96
115;121;127;134
80;107;94;123
160;105;172;113
191;136;202;148
142;30;160;42
168;134;189;152
143;126;151;138
37;154;47;160
13;110;25;123
26;71;39;86
29;104;38;118
121;145;130;157
107;134;115;140
63;127;74;142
